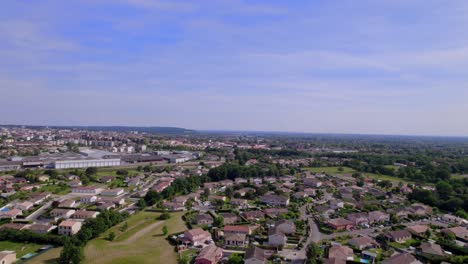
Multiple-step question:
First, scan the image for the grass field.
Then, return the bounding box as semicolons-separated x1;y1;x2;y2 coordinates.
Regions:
302;166;356;174
302;166;413;183
0;241;44;258
24;211;187;264
38;184;70;195
25;247;62;264
84;211;186;264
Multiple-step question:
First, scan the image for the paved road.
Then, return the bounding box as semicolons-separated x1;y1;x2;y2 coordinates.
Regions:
25;201;52;221
280;204;324;262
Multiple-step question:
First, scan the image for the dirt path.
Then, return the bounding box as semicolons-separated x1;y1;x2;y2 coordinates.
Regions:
116;221;163;244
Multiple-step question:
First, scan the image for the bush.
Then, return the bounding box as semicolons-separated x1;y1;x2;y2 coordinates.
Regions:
158;212;171;220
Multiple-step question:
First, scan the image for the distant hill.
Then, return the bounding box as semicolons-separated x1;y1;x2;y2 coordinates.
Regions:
0;125;195;135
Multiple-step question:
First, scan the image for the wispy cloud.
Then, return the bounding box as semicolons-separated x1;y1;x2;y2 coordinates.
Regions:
0;20;78;52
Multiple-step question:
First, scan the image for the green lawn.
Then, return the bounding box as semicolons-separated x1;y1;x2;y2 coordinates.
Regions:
302;166;356;175
363;172;413;184
94;168;141;179
303;166;415;184
84;211;187;264
38;184;70;195
0;241;44;258
25;247;62;264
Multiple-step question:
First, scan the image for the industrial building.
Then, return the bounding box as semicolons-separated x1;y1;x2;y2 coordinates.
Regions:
53;158;121;169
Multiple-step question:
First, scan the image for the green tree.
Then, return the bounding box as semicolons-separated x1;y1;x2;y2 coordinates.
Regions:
162;226;169;236
436;180;453;200
59;239;84;264
106;231;115;241
306;242;321;264
85;167;97;176
227;253;243;264
213;216;224;228
119;222;128;232
158;212;171;220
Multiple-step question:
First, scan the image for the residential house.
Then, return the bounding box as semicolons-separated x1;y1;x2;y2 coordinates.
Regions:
368;211;389;224
184;228;212;246
50;209;75;220
268;226;286;247
72;210;100;220
101;188;124;196
329;200;344;210
234;178;248;184
441;214;468;226
58;220;82;236
100;176;114;183
224;225;250;235
100;197;125;207
244;247;267;264
0;223;28;231
173;196;189;205
406;225;429;237
16;201;34;211
327;218;353;231
259;195;289;207
208;195;226;203
339;188;354;200
97;203;115;210
328;245;354;262
195;213;214;225
304;178;322;188
0;251;16;264
264;208;288;219
230;198;248;208
275;220;296;235
224;233;247;247
203;182;219;192
29;192;51;205
220;213;238;225
250;178;263;185
27;224;57;234
441;226;468;242
58;199;77;208
386;230;412;243
36;175;50;182
348;236;379;250
243;211;264;221
195;245;223;264
0;209;22;220
418;242;445;260
162;201;185;211
395;208;411;219
382;253;422;264
68;180;82;187
71;186;103;195
347;213;369;227
80;195;97;204
410;204;432;216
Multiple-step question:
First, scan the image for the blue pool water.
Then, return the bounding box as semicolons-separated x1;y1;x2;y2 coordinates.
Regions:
0;207;10;212
360;259;370;264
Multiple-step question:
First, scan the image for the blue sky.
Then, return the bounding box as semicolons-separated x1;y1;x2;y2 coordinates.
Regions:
1;0;468;136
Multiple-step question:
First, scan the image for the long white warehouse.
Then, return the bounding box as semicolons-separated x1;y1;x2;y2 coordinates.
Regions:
53;159;121;169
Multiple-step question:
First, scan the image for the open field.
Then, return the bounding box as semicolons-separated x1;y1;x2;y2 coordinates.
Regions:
362;172;413;184
0;241;44;258
84;211;186;264
23;211;187;264
302;166;356;174
302;166;413;183
25;247;62;264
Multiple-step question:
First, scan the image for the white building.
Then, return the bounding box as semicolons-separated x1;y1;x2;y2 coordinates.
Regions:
54;159;120;169
58;220;82;236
